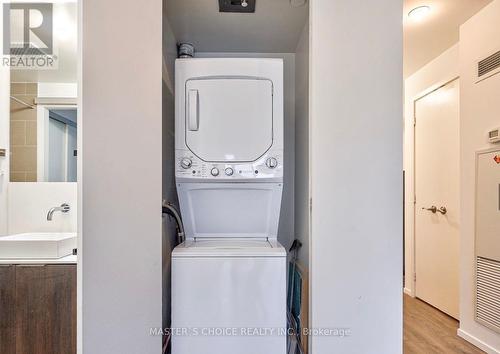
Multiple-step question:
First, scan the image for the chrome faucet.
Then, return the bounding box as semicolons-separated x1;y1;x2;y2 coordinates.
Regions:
47;203;71;221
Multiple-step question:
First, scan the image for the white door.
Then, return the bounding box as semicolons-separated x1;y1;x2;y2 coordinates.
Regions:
415;78;460;318
185;78;273;162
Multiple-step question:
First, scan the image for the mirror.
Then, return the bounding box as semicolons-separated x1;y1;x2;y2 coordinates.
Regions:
8;1;78;182
44;108;78;182
9;89;78;182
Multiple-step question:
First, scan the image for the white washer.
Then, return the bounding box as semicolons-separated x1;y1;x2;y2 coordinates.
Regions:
172;239;286;354
172;58;286;354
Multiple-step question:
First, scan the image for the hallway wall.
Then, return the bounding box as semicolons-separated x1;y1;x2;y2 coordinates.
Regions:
81;0;163;352
458;1;500;352
309;0;403;353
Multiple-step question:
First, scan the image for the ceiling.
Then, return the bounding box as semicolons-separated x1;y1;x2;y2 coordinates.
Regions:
11;2;77;83
404;0;492;78
9;0;491;81
165;0;308;53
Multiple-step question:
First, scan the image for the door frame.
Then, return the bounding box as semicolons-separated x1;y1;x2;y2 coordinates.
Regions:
404;71;459;297
412;76;459;305
36;104;77;182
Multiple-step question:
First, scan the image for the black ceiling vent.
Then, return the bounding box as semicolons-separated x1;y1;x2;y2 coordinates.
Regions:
219;0;256;13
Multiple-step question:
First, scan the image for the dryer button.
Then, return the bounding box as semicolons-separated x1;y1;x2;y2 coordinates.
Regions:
225;167;234;176
266;157;278;169
211;167;220;176
180;157;192;169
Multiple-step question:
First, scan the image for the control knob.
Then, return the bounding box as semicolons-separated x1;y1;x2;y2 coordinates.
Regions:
266;157;278;169
211;167;220;176
225;167;234;176
180;157;192;169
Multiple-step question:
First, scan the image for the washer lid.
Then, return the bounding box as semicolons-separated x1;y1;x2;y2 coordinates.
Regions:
185;78;273;162
177;182;283;239
172;239;286;258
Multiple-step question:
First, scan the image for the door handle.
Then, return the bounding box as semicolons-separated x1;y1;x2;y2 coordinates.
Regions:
422;205;437;213
187;89;199;131
421;205;447;214
437;206;447;215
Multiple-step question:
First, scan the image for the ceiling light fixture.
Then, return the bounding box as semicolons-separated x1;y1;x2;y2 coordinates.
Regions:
408;5;431;22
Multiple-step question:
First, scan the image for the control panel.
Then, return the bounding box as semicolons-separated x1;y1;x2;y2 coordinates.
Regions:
175;149;283;180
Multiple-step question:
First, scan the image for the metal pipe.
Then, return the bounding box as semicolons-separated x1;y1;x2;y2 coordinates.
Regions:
10;96;36;109
47;203;71;221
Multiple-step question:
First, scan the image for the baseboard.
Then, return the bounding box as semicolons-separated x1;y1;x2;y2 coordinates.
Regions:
403;287;413;296
457;328;500;354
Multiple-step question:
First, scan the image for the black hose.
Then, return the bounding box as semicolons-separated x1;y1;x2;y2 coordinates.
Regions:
162;201;185;243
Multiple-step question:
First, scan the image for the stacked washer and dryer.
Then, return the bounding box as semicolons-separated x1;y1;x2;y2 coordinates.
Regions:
171;58;287;354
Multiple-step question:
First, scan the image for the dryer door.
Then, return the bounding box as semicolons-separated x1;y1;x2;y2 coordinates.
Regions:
185;78;273;162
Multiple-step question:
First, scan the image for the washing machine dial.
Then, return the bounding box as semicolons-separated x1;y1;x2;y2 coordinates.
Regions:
266;157;278;169
180;157;192;169
225;167;234;176
211;167;220;176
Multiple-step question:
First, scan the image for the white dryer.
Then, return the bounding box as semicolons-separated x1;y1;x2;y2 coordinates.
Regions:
172;58;286;354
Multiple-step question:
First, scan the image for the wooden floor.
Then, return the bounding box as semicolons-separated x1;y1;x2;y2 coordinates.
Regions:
404;295;485;354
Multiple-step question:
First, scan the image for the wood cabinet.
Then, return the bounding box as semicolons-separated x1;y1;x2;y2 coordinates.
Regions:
0;264;76;354
0;266;16;354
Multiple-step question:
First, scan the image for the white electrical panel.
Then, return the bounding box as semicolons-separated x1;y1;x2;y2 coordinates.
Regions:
475;148;500;333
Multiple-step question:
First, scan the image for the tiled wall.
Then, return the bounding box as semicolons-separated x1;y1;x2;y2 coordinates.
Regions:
10;82;38;182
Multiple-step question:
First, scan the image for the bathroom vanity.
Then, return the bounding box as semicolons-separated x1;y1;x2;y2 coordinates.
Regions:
0;261;76;354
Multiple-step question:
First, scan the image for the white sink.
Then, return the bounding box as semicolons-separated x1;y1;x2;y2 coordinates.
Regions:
0;232;77;259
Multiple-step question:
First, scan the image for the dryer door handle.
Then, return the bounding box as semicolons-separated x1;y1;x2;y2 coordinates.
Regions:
188;89;199;131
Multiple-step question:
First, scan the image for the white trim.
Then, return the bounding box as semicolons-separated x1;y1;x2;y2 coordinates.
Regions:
36;104;77;182
403;287;414;297
76;0;82;350
36;105;48;181
458;328;500;354
63;124;69;180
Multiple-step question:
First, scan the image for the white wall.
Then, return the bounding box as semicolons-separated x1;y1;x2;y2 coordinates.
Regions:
458;1;500;352
0;1;10;236
162;14;178;333
309;0;403;353
81;0;162;352
195;51;296;249
403;44;459;296
8;183;77;234
294;21;310;269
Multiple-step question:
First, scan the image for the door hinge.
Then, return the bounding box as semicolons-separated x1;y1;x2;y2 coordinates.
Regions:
413;273;417;282
413;195;416;204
